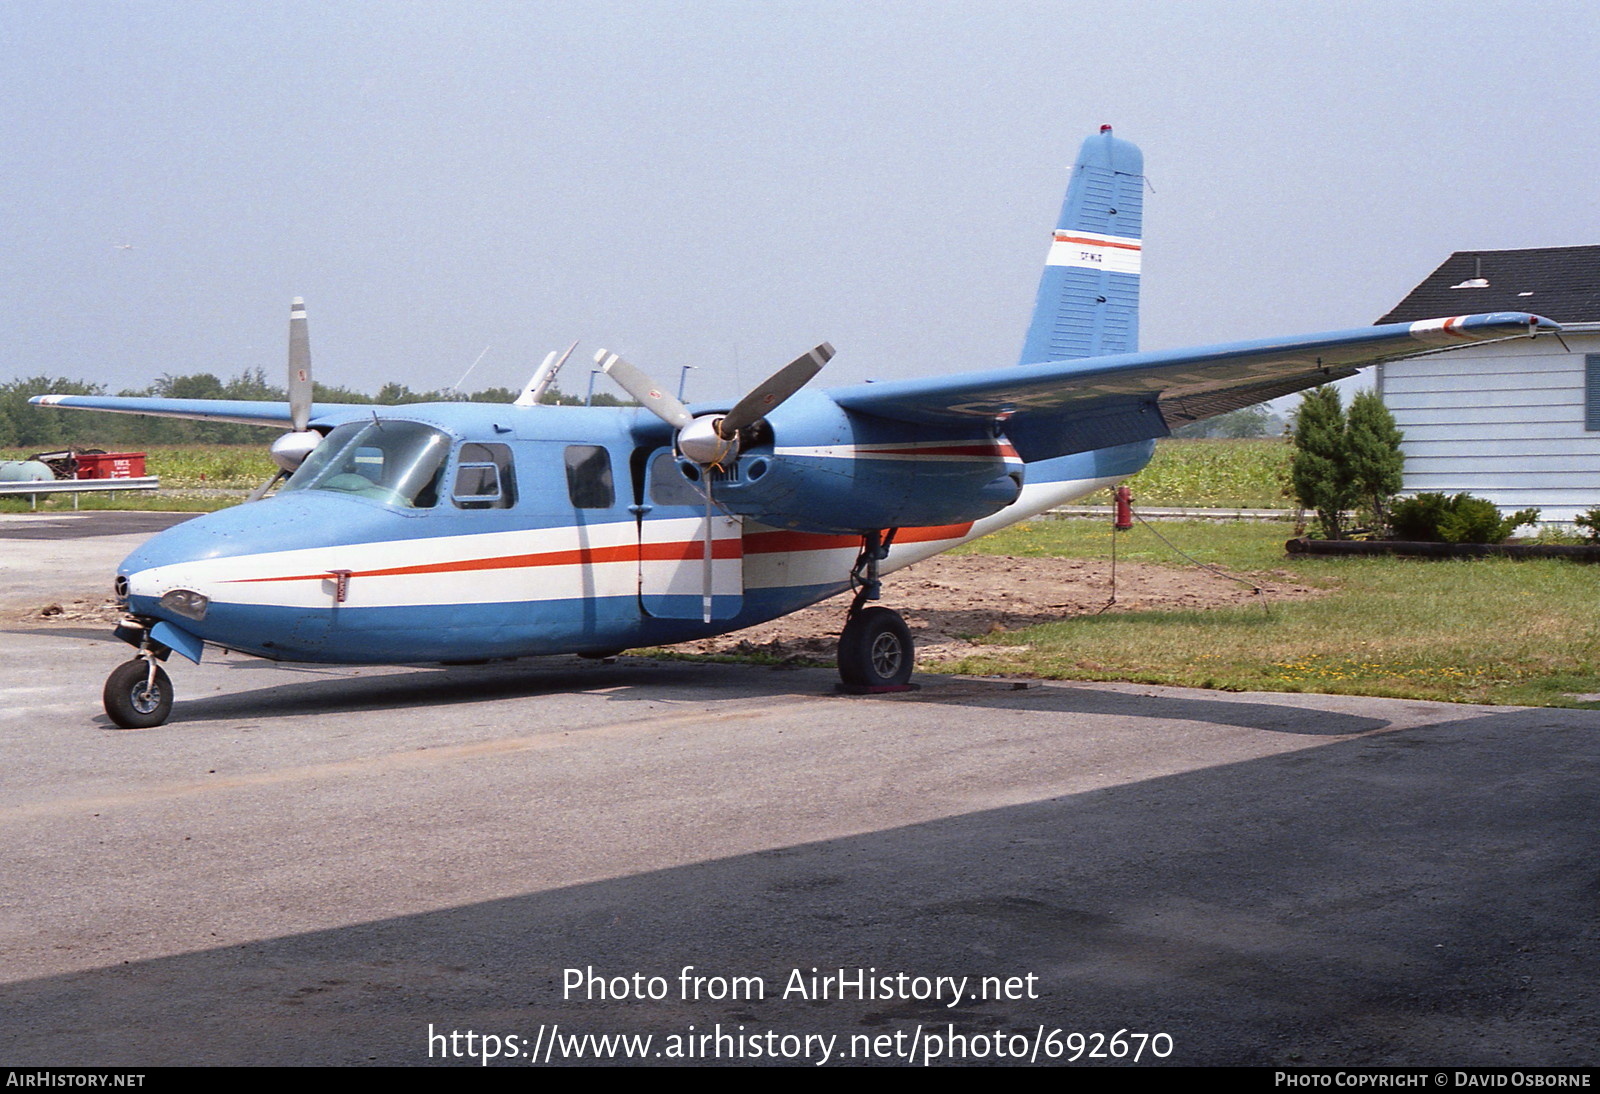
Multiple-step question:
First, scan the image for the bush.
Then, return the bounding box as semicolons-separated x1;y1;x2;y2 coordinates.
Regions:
1389;493;1450;541
1289;387;1357;539
1345;390;1405;531
1574;506;1600;544
1389;492;1540;543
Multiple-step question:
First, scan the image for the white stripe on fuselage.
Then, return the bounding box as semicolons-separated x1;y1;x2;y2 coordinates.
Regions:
773;439;1020;463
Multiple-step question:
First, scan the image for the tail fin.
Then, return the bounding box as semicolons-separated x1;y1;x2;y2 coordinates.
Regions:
1017;126;1144;365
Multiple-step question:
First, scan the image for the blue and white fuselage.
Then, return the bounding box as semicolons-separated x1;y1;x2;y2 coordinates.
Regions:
114;398;1151;664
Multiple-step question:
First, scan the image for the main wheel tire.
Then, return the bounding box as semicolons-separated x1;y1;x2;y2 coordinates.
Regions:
838;606;914;688
103;659;173;729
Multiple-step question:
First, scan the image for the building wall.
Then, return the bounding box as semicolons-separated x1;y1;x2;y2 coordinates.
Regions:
1376;329;1600;523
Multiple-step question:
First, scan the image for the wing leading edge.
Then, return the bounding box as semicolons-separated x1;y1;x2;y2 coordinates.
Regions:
831;311;1560;462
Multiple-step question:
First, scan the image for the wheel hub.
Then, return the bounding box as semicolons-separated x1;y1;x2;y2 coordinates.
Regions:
130;682;162;715
869;633;903;677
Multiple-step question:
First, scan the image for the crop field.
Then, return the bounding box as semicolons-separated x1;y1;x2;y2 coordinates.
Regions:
1119;438;1290;509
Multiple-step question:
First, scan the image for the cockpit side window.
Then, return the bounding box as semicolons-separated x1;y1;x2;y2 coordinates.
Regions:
452;443;517;509
282;420;450;508
564;445;614;509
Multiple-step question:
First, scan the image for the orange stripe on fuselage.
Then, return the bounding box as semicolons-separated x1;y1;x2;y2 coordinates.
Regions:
225;522;975;586
229;537;744;585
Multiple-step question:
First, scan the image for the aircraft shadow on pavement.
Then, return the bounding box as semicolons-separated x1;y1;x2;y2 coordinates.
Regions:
121;657;1389;738
4;706;1596;1066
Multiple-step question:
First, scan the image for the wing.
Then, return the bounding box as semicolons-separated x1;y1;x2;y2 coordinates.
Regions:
27;395;378;430
831;311;1560;461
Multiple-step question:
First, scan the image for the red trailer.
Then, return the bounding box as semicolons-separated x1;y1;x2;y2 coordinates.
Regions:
74;452;146;479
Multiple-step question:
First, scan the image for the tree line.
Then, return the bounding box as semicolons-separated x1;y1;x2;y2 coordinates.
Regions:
0;370;631;449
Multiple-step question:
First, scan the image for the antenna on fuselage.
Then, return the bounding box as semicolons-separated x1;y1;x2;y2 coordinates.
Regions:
516;340;578;406
450;345;492;396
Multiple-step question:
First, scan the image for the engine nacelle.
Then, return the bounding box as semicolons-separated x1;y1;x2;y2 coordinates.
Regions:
682;395;1023;533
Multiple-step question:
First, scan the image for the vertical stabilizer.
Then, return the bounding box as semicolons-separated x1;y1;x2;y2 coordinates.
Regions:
1018;126;1144;365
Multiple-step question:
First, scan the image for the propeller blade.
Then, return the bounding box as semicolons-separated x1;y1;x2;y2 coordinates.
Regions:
247;469;288;503
720;343;833;435
595;349;694;430
701;478;715;623
288;297;313;432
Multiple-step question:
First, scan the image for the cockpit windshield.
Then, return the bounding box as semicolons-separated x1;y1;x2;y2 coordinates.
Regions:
281;420;451;508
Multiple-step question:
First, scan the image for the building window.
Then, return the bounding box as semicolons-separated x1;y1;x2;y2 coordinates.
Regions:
1588;357;1600;432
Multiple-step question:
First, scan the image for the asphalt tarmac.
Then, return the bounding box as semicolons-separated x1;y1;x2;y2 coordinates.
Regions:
1;512;1596;1067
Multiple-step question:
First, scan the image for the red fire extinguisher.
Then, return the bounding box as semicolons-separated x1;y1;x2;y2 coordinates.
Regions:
1113;486;1133;530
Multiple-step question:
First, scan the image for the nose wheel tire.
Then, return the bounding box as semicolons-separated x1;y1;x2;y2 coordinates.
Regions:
837;606;914;688
104;659;173;729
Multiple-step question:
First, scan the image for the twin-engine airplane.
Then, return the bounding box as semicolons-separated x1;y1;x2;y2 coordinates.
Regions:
35;127;1559;727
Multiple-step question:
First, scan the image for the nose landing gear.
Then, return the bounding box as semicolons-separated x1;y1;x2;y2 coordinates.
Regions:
103;654;173;729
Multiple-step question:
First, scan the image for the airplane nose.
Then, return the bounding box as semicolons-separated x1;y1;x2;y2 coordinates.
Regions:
116;493;391;608
118;510;255;605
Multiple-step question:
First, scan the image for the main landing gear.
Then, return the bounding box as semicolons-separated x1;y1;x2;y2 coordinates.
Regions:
103;653;173;729
837;530;915;691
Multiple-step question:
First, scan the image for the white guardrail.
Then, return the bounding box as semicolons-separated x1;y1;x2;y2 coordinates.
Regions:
0;477;160;509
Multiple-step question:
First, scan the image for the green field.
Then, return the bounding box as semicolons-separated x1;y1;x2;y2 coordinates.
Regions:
1119;437;1291;509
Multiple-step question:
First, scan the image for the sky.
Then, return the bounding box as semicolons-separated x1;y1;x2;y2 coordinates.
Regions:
5;0;1598;406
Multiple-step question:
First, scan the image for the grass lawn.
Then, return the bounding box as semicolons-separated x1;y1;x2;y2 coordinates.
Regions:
947;519;1600;708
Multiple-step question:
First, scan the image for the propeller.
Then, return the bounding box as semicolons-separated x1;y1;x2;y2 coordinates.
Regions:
596;343;834;620
248;297;324;501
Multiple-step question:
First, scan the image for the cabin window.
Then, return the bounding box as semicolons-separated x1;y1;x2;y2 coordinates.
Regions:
452;443;516;509
1587;356;1600;431
564;445;614;508
283;420;450;508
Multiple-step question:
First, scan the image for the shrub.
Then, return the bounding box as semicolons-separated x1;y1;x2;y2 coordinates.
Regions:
1390;493;1451;541
1574;506;1600;544
1345;390;1404;531
1289;387;1358;539
1389;492;1539;543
